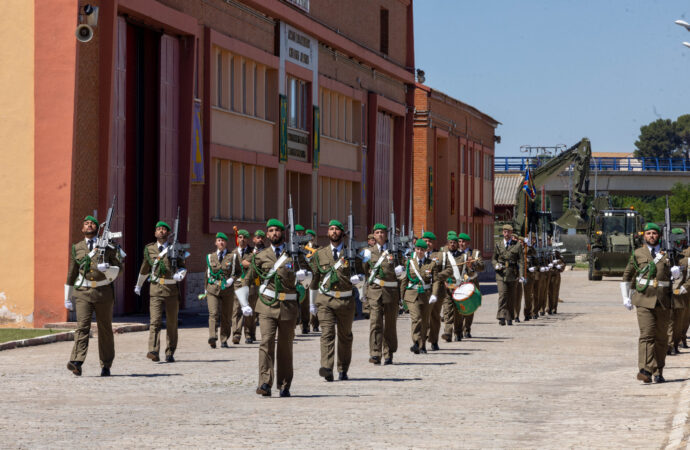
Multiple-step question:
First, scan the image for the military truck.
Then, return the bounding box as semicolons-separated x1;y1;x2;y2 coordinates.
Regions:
587;197;643;281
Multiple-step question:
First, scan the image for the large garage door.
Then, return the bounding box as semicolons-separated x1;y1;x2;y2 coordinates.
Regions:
159;34;180;225
373;111;393;225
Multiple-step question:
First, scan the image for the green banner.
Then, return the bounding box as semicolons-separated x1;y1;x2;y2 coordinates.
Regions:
279;94;288;162
312;106;320;169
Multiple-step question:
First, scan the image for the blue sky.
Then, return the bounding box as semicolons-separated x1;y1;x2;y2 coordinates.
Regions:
413;1;690;156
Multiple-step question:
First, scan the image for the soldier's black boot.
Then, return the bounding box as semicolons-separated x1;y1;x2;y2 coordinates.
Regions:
256;383;271;396
683;337;689;349
637;369;652;383
319;367;334;382
410;343;420;354
383;357;393;365
667;346;674;355
369;356;381;365
430;343;440;351
67;361;82;376
208;338;217;349
654;371;665;383
498;319;506;326
100;367;110;377
507;320;513;326
338;371;349;381
146;351;160;362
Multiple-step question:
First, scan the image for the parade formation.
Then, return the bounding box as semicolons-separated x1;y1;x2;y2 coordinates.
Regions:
62;197;578;395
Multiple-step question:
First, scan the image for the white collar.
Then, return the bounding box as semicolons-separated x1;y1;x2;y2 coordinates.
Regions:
271;243;285;254
85;237;96;244
330;242;344;252
217;249;227;258
377;243;388;252
647;244;661;254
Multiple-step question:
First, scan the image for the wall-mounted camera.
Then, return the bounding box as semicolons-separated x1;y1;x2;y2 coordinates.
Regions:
76;4;99;43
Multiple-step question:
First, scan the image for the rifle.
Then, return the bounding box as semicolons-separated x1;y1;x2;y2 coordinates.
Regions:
287;195;311;271
389;211;414;266
95;195;122;263
168;206;190;271
345;202;369;277
663;196;678;266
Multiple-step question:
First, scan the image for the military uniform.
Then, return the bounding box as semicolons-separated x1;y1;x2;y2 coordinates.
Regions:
492;237;523;324
242;233;300;396
536;255;551;315
426;246;445;347
204;248;234;347
300;239;321;333
364;241;401;364
309;233;362;379
229;244;257;344
547;251;565;314
138;241;186;361
622;235;674;382
401;246;442;353
66;234;122;374
668;247;690;354
522;245;539;320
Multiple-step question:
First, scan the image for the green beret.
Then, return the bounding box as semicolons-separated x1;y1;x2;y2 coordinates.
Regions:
415;239;428;249
295;224;305;232
266;218;285;230
306;229;316;237
156;221;171;231
644;223;661;233
254;230;266;237
422;231;436;240
83;215;99;226
328;219;344;231
216;232;229;241
237;229;250;238
502;224;514;232
458;233;471;242
672;228;685;234
373;223;387;232
447;231;458;241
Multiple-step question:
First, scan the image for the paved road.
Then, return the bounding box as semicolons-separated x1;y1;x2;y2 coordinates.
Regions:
2;270;690;448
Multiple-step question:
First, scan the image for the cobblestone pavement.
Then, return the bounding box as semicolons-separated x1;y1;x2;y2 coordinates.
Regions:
2;271;690;448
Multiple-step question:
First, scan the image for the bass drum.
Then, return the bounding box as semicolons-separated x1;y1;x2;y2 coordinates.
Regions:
452;282;482;316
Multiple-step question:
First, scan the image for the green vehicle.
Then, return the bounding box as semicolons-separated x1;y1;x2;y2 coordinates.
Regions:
587;197;643;281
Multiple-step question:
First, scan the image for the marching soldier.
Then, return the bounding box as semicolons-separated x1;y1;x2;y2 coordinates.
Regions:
295;224;313;335
204;232;234;348
522;236;539;321
238;219;306;397
455;233;484;338
229;229;256;344
668;229;689;355
492;224;523;326
401;239;440;354
301;228;320;333
362;223;403;365
547;244;566;315
360;233;376;319
65;215;122;376
536;239;550;316
439;231;459;343
308;220;363;381
621;222;682;383
134;220;187;363
421;231;443;350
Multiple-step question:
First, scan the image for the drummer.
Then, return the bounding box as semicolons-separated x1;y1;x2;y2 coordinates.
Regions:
437;232;485;341
398;239;443;354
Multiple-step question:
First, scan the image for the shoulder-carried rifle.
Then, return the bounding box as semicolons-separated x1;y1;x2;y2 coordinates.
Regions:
95;195;122;263
287;195;311;271
663;196;678;266
168;206;190;271
345;202;368;276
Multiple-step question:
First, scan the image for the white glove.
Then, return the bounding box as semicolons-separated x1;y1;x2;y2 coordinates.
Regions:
518;277;526;284
623;297;633;311
671;266;682;280
64;284;74;311
429;294;438;304
310;303;318;316
680;286;688;295
134;273;147;296
226;277;235;286
134;286;142;296
556;264;563;270
524;237;531;246
394;265;404;276
295;269;308;282
350;274;365;285
494;263;503;270
235;286;252;316
540;267;547;272
360;248;371;263
528;267;536;273
97;263;110;272
173;268;187;282
242;305;253;316
548;263;554;268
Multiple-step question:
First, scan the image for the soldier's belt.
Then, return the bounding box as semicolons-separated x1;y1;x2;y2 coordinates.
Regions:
153;277;177;285
407;282;431;290
322;290;353;299
636;277;670;288
261;288;297;301
372;278;398;288
75;278;112;289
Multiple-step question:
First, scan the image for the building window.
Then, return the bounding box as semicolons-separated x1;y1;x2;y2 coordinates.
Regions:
484;154;493;180
380;8;389;55
216;51;223;108
213;159;271;221
460;145;466;174
475;151;481;178
213;47;272;121
319;87;360;144
230;55;235;111
484;224;493;253
241;60;247;114
288;76;308;130
318;176;360;225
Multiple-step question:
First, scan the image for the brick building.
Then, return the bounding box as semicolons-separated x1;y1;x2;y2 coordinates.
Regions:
0;0;416;327
412;84;499;258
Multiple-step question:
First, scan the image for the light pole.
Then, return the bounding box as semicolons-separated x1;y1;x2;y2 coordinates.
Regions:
674;19;690;48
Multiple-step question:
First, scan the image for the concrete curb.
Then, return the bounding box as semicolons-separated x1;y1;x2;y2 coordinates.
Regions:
44;322;150;336
0;331;75;352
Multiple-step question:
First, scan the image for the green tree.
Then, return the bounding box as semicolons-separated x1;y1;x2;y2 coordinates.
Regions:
675;114;690;160
634;118;680;159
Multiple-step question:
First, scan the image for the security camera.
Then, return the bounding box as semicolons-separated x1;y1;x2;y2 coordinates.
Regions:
83;4;99;27
76;24;93;43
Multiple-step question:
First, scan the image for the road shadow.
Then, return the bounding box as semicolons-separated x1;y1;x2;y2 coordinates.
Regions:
426;352;471;356
347;377;422;382
173;359;234;363
287;394;373;398
393;361;456;366
107;373;183;378
480;285;498;295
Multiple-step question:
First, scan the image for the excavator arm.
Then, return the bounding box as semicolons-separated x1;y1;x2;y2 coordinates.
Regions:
514;138;591;234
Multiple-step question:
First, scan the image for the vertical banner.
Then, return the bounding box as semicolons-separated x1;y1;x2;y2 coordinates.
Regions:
450;172;455;215
428;166;433;210
191;99;205;184
279;94;288;162
312;105;320;169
